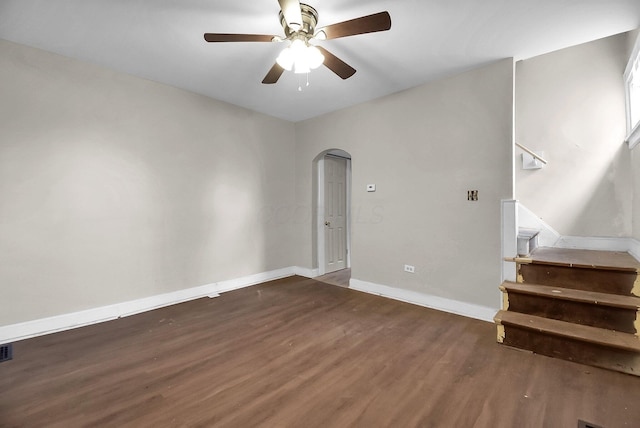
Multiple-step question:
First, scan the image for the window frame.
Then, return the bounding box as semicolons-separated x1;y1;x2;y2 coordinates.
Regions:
625;32;640;149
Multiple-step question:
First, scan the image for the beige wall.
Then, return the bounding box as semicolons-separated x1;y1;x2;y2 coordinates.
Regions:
294;59;515;309
0;40;296;325
628;30;640;240
631;135;640;242
4;26;639;329
515;33;632;237
632;150;640;240
626;29;639;58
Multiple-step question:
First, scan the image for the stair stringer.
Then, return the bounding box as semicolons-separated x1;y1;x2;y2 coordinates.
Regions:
517;203;560;247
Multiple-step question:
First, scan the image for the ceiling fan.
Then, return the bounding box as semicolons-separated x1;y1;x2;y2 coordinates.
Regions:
203;0;391;84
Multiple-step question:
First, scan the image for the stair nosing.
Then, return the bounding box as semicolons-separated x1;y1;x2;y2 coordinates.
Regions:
524;247;640;273
528;260;639;272
501;281;640;310
495;310;640;352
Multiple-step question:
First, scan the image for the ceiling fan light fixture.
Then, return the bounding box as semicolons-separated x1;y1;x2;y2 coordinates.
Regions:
290;38;308;56
276;46;295;70
276;39;324;74
204;2;392;85
306;45;324;69
294;61;311;74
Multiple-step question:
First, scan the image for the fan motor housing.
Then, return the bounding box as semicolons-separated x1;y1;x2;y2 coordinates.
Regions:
280;3;319;37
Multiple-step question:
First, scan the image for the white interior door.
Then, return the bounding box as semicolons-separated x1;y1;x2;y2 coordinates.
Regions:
324;155;347;274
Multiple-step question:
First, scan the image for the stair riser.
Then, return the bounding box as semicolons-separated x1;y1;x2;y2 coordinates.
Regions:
501;325;640;376
519;264;639;296
505;292;638;334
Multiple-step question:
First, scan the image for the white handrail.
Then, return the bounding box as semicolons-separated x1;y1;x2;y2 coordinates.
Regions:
515;143;548;164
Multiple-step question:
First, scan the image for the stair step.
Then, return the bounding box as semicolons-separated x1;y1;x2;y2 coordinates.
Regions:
495;310;640;352
501;281;640;334
525;247;640;272
517;248;640;297
502;281;640;309
498;247;640;374
495;310;640;376
519;264;638;296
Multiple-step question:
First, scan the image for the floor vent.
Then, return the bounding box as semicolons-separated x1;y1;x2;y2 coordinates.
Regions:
0;344;13;362
578;420;603;428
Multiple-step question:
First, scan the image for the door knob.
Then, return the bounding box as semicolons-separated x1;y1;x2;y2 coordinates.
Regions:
325;221;331;226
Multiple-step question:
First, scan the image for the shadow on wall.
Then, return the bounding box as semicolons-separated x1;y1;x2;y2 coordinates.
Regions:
574;143;632;237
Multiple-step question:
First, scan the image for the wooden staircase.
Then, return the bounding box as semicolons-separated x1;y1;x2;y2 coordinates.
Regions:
495;247;640;376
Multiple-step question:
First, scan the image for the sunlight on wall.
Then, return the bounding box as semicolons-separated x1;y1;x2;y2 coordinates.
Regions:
515;32;632;237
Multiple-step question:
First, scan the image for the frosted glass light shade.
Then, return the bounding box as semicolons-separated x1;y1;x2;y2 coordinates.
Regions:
276;48;294;70
276;40;325;74
306;46;324;69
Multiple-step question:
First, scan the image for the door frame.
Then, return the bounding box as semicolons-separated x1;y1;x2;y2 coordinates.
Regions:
317;151;351;276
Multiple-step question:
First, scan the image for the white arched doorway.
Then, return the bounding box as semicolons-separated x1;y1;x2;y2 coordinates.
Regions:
315;149;352;276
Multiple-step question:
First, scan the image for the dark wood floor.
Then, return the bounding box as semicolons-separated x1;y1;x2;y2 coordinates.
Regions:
1;276;638;427
315;268;351;287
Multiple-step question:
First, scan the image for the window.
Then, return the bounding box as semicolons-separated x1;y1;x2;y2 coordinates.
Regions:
625;32;640;148
628;58;639;128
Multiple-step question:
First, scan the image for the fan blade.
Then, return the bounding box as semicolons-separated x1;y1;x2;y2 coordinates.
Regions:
204;33;276;43
317;47;356;80
317;11;391;40
278;0;303;30
262;63;286;84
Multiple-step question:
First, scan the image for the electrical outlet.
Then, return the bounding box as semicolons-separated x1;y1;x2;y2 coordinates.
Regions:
404;264;415;273
468;190;478;201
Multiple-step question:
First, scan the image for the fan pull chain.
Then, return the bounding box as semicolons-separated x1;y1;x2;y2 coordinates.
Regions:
297;73;311;92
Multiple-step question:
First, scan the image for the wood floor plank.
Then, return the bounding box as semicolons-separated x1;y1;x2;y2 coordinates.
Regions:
316;268;351;288
1;276;639;427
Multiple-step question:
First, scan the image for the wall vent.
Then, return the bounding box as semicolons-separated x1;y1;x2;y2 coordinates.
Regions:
0;344;13;362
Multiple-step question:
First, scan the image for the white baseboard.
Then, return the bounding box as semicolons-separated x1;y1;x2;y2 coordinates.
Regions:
293;266;319;278
216;267;295;293
628;239;640;261
554;236;633;253
0;266;316;344
349;278;497;323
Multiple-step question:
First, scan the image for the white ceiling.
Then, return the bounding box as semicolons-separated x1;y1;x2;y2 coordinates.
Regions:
1;0;639;122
